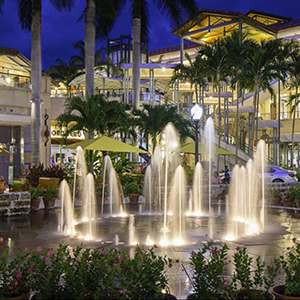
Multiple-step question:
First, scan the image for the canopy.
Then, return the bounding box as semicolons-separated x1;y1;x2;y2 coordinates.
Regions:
67;136;148;153
180;142;234;155
0;147;9;154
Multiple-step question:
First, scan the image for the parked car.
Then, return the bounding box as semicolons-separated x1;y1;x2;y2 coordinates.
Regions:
220;166;297;183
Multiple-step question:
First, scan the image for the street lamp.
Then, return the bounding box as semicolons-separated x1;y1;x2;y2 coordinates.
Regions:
191;103;203;165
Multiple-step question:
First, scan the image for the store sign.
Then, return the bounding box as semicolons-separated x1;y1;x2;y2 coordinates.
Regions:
51;127;84;140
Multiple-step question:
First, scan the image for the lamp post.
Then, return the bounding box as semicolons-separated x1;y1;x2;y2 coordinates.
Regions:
191;104;203;165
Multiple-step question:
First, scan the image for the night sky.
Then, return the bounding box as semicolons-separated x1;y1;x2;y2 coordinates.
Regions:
0;0;299;70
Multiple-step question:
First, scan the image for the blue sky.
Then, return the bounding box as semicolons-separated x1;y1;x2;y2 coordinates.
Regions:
0;0;299;70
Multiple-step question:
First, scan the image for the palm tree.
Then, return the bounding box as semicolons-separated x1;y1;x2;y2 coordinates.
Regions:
133;104;193;153
80;0;127;98
57;94;134;171
287;43;300;168
224;31;253;162
131;0;198;109
170;52;207;105
242;39;285;155
0;0;75;166
70;40;103;69
48;58;80;95
197;39;230;170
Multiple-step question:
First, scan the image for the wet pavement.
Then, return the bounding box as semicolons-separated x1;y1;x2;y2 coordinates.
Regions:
0;205;300;299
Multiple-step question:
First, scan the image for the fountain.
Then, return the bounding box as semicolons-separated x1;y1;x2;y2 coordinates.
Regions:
59;180;75;236
225;140;266;241
101;155;125;217
72;146;87;208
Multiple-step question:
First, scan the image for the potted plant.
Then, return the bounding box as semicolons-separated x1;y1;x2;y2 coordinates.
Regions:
24;164;44;188
39;165;65;188
229;246;278;299
0;176;4;194
272;238;300;299
11;180;26;192
29;186;44;211
43;186;58;209
283;186;296;207
269;188;282;206
126;182;142;203
188;241;229;299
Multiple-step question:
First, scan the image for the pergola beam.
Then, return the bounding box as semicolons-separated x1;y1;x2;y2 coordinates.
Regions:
182;19;239;37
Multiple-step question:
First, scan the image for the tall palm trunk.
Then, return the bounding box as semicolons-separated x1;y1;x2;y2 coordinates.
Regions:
291;86;298;169
255;84;260;145
132;16;141;108
132;0;141;109
217;76;221;172
30;1;42;166
85;0;96;98
235;83;239;164
251;84;258;157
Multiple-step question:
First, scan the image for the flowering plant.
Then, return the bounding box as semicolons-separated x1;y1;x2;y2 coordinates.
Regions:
229;246;278;299
0;176;4;182
190;241;229;299
275;238;300;297
0;239;33;298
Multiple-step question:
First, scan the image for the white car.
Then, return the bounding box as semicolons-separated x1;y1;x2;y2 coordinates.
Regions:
264;166;297;183
220;166;297;183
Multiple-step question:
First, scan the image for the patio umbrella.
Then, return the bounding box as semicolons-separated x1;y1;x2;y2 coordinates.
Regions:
67;136;148;153
180;142;234;155
0;147;9;154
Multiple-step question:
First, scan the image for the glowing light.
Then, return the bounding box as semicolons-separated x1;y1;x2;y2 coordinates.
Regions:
162;67;166;72
5;77;11;84
246;223;259;235
172;238;184;246
119;212;128;218
159;238;169;247
145;238;154;246
66;230;71;235
130;241;138;246
224;234;235;241
167;211;173;216
185;212;192;217
72;221;78;226
82;218;89;223
78;235;84;239
209;96;213;99
84;235;93;241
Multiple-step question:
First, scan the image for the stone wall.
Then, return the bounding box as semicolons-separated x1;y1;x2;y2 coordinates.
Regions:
0;192;30;216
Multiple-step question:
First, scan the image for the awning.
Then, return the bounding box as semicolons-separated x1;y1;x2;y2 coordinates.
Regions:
180;142;234;155
66;136;148;153
258;120;283;128
280;134;300;143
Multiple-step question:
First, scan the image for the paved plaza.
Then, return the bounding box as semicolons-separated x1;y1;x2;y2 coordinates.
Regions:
0;205;299;299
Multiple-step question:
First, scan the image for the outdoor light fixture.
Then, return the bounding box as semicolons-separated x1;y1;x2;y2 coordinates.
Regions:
5;77;11;84
162;67;166;72
191;104;203;165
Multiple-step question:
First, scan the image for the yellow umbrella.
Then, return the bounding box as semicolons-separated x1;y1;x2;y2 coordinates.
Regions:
0;147;9;154
180;142;234;155
67;136;148;153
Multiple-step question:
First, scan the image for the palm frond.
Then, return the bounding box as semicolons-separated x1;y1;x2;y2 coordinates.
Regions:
49;0;76;12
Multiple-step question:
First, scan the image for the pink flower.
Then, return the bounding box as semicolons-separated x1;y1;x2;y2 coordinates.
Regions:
224;281;228;286
46;251;51;257
0;237;3;243
16;270;22;279
27;255;32;259
72;248;76;253
37;247;43;252
217;249;221;254
191;251;196;256
90;250;94;255
8;287;13;290
287;247;291;251
28;265;34;273
147;253;151;257
24;247;29;252
168;263;172;268
40;274;45;278
292;237;297;243
51;248;54;251
154;244;158;249
211;249;216;254
236;246;241;251
118;289;123;295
